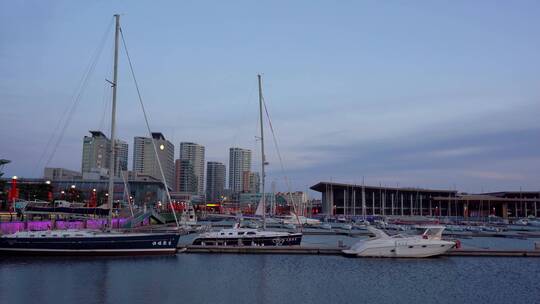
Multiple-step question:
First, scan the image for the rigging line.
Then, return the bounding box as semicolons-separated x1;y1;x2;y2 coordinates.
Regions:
120;27;179;229
98;83;112;132
34;18;115;175
261;95;302;228
39;17;115;171
98;39;115;132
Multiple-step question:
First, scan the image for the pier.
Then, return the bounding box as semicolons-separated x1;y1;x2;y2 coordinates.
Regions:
179;245;540;257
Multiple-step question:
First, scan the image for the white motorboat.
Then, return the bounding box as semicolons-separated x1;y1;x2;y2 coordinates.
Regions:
445;225;465;232
343;226;455;258
179;204;197;226
282;213;322;226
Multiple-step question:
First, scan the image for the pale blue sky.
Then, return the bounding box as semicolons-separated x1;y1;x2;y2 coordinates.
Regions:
1;1;539;193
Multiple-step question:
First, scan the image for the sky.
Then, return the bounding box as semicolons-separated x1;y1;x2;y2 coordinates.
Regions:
1;0;539;194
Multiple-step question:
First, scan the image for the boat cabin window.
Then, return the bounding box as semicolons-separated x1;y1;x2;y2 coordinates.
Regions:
238;232;245;235
247;232;256;235
228;233;233;235
220;233;225;235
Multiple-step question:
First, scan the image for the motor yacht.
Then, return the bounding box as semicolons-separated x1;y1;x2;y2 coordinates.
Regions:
192;223;302;246
343;226;455;258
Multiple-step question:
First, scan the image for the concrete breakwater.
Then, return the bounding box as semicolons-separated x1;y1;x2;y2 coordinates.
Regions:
180;245;540;257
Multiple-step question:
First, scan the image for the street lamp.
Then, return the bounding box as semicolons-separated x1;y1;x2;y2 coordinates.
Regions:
71;185;76;189
45;180;51;185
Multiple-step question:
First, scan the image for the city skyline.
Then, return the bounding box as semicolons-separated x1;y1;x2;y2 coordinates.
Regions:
1;1;540;194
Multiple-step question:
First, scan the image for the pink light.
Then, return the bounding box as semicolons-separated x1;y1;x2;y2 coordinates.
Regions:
0;218;129;234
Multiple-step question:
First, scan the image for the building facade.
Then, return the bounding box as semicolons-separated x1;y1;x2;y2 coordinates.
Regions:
43;167;82;180
228;147;251;193
115;139;129;177
179;142;205;197
242;171;260;193
81;131;128;177
81;131;110;174
1;176;166;207
310;182;540;219
133;133;174;188
175;159;197;194
311;182;457;216
206;161;226;203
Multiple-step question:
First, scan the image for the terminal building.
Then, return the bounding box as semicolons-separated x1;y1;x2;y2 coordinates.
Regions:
310;182;540;219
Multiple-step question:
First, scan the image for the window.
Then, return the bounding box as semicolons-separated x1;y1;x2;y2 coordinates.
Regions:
408;246;414;248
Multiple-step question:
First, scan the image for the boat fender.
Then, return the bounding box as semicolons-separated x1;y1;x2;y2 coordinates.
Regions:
454;239;461;249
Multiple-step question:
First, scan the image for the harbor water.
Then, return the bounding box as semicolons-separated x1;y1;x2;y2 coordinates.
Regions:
1;253;539;304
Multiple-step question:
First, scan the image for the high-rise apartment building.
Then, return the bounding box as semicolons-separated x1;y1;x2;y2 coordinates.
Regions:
175;159;198;194
82;131;110;174
228;147;251;193
179;142;205;197
206;161;226;202
248;172;260;193
81;131;128;178
115;139;129;177
242;171;260;193
133;133;174;188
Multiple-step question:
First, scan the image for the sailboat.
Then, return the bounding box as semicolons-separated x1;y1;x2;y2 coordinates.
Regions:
192;75;302;247
0;15;179;255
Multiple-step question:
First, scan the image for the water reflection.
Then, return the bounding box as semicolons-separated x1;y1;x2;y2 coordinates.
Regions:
1;254;538;304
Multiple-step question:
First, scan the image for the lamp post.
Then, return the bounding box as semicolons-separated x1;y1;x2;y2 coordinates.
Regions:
8;176;18;212
45;180;53;201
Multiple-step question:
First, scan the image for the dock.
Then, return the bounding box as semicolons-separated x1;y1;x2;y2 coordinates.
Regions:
179;245;540;257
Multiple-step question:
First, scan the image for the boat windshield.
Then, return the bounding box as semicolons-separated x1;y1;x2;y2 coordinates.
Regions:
422;227;444;239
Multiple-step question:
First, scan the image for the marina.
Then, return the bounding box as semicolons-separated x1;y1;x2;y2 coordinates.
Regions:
2;2;540;303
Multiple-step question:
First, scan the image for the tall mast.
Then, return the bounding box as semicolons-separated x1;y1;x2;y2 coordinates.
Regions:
107;14;120;230
258;74;266;230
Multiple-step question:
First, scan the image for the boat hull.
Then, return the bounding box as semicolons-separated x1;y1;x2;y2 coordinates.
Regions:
0;233;180;256
192;233;302;247
343;242;455;258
